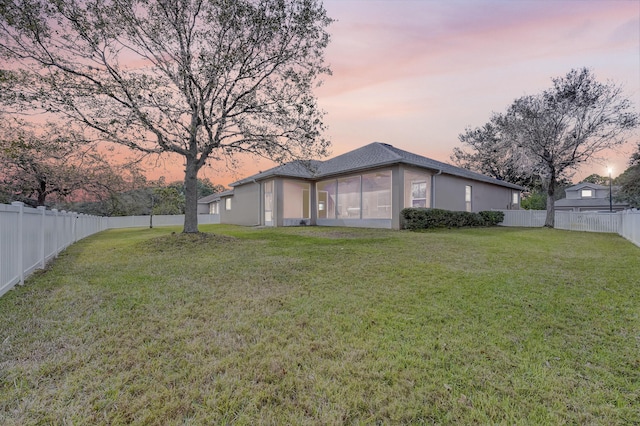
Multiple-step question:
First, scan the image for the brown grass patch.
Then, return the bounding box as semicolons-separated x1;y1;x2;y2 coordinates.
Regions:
139;232;238;252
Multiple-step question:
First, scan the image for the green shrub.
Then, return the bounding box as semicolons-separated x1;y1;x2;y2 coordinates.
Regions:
401;208;504;230
479;210;505;226
521;192;546;210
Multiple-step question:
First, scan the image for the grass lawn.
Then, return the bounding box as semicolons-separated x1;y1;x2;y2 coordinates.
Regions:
1;225;639;424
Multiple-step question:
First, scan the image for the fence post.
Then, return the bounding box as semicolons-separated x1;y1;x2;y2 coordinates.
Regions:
11;202;25;285
38;206;46;269
51;209;58;256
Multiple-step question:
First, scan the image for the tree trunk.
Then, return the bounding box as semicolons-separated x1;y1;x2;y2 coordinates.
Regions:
544;193;555;228
37;180;47;206
544;181;555;228
183;156;199;233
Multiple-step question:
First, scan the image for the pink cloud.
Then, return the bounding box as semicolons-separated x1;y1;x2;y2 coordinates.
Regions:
320;1;639;96
308;0;640;182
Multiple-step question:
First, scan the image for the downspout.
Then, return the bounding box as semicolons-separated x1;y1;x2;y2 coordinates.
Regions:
431;169;442;208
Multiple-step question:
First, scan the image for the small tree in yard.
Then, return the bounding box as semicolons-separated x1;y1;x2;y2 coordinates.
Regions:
0;0;332;233
452;118;539;189
152;186;185;215
615;143;640;208
455;68;638;227
581;173;609;185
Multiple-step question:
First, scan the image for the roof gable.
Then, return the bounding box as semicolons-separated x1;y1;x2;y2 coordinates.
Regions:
230;160;322;186
566;182;608;191
197;189;233;203
314;143;402;175
197;193;220;204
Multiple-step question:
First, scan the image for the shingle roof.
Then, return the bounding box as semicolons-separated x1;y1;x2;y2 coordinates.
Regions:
230;160;322;186
566;182;609;191
197;193;220;204
197;189;233;203
229;142;524;190
554;198;628;208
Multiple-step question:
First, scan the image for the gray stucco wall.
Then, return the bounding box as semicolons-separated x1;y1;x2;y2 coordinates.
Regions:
434;174;518;212
220;182;261;226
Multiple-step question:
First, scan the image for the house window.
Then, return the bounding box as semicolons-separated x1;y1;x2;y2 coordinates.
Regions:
581;189;593;198
512;192;519;205
225;198;232;211
362;170;392;219
411;181;427;207
404;170;431;208
209;202;219;215
264;180;274;225
465;185;472;212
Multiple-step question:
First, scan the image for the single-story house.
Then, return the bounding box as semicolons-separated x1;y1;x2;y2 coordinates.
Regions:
554;182;629;212
199;142;523;230
197;190;233;214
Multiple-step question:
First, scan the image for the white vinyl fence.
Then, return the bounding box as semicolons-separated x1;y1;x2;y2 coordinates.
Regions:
0;202;109;297
498;209;640;247
107;214;219;229
2;203;637;299
619;210;640;248
0;202;221;298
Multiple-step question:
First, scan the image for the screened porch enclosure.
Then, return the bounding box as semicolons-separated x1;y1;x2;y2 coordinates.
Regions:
316;170;392;220
282;180;311;221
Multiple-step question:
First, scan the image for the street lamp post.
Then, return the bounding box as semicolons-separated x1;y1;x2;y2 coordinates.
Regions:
150;191;155;228
608;167;613;213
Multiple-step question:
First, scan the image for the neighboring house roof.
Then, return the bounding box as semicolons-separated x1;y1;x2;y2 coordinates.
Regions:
565;182;610;191
230;142;524;190
554;198;627;208
197;190;233;204
231;159;323;186
556;182;628;210
197;193;220;204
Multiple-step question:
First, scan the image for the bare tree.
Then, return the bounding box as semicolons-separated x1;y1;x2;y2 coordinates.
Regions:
0;0;332;232
454;68;638;227
0;118;125;206
452;117;540;189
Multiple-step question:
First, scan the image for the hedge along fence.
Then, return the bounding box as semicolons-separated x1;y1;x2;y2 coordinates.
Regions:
401;208;505;230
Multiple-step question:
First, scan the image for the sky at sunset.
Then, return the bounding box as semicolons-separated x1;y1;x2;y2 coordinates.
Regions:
156;0;640;187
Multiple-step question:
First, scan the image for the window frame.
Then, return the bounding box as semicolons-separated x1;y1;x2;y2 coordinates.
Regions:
209;201;219;215
410;180;427;208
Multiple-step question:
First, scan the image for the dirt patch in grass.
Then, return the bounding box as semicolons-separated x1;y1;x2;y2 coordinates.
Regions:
284;227;394;240
138;232;239;252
